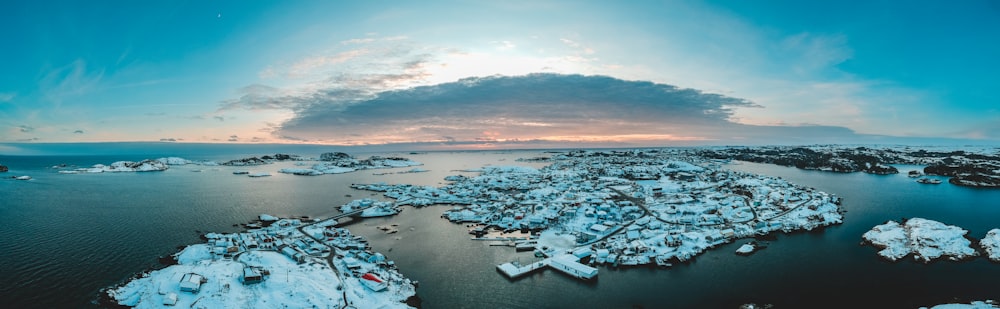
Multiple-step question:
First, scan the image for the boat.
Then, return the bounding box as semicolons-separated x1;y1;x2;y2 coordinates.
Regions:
233;171;249;175
916;178;942;184
515;240;538;252
907;170;922;178
359;273;387;291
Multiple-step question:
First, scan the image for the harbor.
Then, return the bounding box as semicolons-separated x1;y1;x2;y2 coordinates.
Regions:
4;149;1000;308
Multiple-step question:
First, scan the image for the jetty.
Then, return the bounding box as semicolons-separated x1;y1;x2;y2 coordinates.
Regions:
496;254;597;281
496;260;549;279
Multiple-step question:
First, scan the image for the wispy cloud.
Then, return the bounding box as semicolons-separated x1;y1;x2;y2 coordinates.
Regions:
38;59;105;104
0;92;15;102
17;125;34;133
286;49;370;79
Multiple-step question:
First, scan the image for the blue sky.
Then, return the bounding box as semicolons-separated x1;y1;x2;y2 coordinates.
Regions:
2;0;998;147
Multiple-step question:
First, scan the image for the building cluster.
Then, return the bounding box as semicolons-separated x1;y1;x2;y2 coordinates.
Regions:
353;149;844;269
107;215;416;308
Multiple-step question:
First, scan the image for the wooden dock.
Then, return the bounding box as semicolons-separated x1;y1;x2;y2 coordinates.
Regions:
496;254;598;281
496;260;549;279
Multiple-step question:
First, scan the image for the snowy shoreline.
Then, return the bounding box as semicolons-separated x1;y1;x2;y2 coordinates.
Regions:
103;215;417;308
862;218;980;263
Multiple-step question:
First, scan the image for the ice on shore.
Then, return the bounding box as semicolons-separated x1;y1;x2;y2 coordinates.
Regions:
862;218;977;263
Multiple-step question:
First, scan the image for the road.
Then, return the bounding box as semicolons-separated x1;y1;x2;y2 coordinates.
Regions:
296;205;375;309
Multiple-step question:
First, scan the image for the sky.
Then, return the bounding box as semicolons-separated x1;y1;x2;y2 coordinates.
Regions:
2;0;999;149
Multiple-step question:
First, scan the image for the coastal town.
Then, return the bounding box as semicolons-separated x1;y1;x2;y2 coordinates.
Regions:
352;149;845;275
106;214;417;308
9;146;993;308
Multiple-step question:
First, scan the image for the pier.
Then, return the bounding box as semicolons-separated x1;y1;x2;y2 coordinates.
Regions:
496;254;597;281
496;260;549;279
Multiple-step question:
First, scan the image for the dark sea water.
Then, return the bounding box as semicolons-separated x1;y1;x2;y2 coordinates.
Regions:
2;146;1000;308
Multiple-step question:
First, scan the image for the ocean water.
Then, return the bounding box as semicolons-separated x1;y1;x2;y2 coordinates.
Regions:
2;148;1000;308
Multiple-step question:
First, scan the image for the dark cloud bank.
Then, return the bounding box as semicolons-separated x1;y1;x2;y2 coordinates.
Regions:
237;73;961;148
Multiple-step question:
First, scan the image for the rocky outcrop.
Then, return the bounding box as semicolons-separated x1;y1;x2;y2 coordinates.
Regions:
106;160;169;172
924;163;1000;188
279;154;422;176
221;157;269;166
701;147;899;175
320;152;352;161
0;165;7;172
862;218;978;263
981;229;1000;262
221;154;300;166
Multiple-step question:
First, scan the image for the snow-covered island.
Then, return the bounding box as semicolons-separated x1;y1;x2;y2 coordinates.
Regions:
981;229;1000;262
72;159;171;173
105;216;417;308
221;154;301;166
702;145;1000;187
352;149;844;271
921;300;999;309
278;153;422;176
54;157;221;174
862;218;978;263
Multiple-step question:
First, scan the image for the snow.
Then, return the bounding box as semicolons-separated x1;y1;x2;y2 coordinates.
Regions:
109;251;365;309
312;165;356;174
862;218;978;263
981;229;1000;262
922;301;998;309
278;168;323;176
156;157;192;165
736;243;755;255
109;215;416;309
361;149;844;269
536;231;578;254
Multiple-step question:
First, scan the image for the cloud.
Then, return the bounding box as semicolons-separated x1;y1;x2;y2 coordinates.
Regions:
18;125;34;133
0;92;15;102
213;116;225;122
73;130;84;134
228;135;239;142
271;73;867;146
38;59;104;104
287;49;370;78
218;48;435;114
160;138;177;142
491;40;516;50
